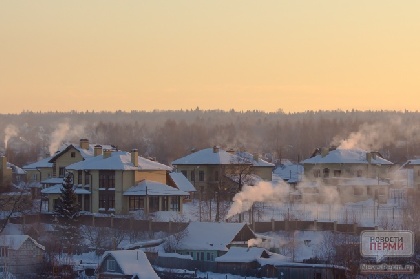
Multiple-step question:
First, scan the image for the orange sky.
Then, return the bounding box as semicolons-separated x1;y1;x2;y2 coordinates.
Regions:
1;1;420;114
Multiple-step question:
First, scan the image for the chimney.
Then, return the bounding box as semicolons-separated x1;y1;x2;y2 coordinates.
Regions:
0;156;6;171
321;147;329;157
226;148;235;154
213;146;220;153
94;145;102;157
80;139;89;150
366;152;372;164
103;149;112;159
131;149;139;167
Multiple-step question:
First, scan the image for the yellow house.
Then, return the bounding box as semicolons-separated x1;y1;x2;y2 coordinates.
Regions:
172;146;274;197
44;148;188;215
0;156;13;189
301;147;394;203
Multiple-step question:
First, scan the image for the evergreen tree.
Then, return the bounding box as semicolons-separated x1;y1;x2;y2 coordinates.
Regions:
54;172;82;254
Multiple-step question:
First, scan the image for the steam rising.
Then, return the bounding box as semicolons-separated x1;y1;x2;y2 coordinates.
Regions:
49;121;86;155
226;181;291;219
4;124;19;149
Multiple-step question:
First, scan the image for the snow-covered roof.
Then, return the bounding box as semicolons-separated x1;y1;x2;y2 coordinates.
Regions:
67;151;171;171
172;148;274;167
273;162;303;183
6;162;26;175
99;250;159;278
302;148;393;165
169;172;196;192
123;180;189;196
22;156;54;170
41;184;91;194
174;222;252;251
402;159;420;167
49;143;116;162
0;235;45;251
215;247;268;263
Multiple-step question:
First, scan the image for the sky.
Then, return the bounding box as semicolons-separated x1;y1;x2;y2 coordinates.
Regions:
1;1;420;114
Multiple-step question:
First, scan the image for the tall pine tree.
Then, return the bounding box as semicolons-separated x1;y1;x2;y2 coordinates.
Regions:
54;172;82;254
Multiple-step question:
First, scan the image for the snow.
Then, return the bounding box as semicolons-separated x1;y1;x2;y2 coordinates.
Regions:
173;222;250;251
158;251;193;260
123;180;189;196
172;147;274;167
22;156;54;169
301;148;393;165
0;235;45;251
169;172;196;192
6;162;26;175
41;184;91;194
273;162;303;184
215;247;267;263
99;250;160;279
67;151;172;171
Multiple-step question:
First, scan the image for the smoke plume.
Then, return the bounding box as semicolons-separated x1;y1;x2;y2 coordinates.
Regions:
226;181;291;219
4;124;19;149
49;121;86;155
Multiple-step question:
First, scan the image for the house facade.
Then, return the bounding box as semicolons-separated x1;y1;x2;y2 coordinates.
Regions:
301;147;394;203
172;146;274;198
48;148;188;215
0;235;45;278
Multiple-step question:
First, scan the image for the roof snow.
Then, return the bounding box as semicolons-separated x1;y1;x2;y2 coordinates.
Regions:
172;148;274;167
99;250;159;279
41;184;91;194
169;172;196;192
215;247;268;263
6;162;26;175
173;222;252;251
50;143;116;162
123;180;189;196
22;156;54;170
402;159;420;166
302;148;393;165
67;151;171;171
0;235;45;251
273;162;303;183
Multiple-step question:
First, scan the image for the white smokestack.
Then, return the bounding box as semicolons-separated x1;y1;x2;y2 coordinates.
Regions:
4;124;19;149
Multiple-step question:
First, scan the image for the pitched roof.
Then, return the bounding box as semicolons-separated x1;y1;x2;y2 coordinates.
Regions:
99;250;159;278
273;162;303;183
67;151;171;171
172;147;274;167
6;162;26;175
174;222;253;251
301;148;393;165
22;156;54;170
123;180;189;196
49;143;116;163
402;159;420;166
215;247;268;263
169;172;196;192
0;235;45;251
41;184;91;194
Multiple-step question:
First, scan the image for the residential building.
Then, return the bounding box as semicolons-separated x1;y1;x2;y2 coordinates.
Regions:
301;147;394;203
42;148;188;215
97;249;160;279
172;146;274;197
0;156;12;188
0;235;45;278
401;159;420;190
272;159;303;185
171;222;256;262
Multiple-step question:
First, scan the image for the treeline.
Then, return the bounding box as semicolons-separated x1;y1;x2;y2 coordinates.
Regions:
1;109;420;166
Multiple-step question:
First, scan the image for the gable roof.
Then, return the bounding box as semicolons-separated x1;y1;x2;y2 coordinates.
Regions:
0;235;45;251
123;180;189;196
215;247;269;263
273;162;303;183
172;147;274;167
22;156;54;170
174;222;254;251
67;151;171;171
169;172;196;192
301;148;393;165
48;143;116;163
99;250;159;278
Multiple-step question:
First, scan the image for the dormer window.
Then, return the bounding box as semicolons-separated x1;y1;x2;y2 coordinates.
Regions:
106;259;116;271
71;152;76;158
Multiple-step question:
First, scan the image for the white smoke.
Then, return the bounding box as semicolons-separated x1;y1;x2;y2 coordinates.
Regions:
226;181;291;220
4;124;19;149
49;121;86;155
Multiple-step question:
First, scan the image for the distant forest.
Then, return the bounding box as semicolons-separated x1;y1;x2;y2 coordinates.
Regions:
1;109;420;167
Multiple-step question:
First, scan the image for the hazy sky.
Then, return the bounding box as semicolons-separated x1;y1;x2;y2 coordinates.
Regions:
1;1;420;114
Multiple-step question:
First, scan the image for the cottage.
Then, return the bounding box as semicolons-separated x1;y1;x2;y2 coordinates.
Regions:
97;249;159;279
0;235;45;278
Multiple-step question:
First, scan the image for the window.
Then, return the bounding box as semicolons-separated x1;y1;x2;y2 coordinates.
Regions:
99;171;115;189
201;252;204;261
99;191;115;211
214;171;219;181
32;173;38;181
129;196;144;211
171;196;180;211
84;174;90;185
333;170;342;177
149;196;160;212
313;169;321;178
71;152;76;158
323;168;330;178
107;259;116;271
181;170;187;178
190;170;195;182
356;170;363;177
207;252;210;261
59;167;66;178
162;196;169;211
78;170;83;184
199;170;205;182
0;247;8;257
354;187;363;195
